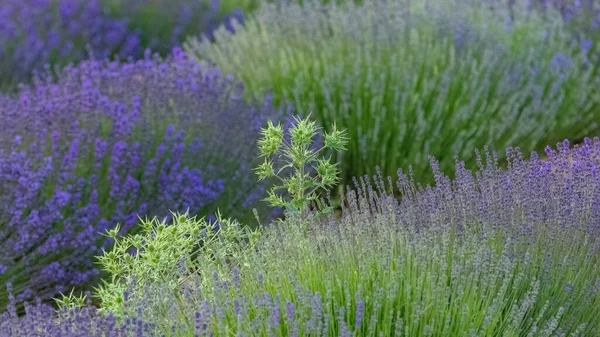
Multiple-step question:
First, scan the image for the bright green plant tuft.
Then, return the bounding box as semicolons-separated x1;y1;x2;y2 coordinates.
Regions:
59;210;261;325
53;288;90;312
255;113;347;217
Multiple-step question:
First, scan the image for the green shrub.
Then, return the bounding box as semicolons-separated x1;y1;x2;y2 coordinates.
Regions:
83;210;261;325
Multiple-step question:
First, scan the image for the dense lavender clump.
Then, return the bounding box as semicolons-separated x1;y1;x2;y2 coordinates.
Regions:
0;0;244;93
186;0;600;187
0;0;141;92
102;0;245;56
0;47;284;311
225;138;600;336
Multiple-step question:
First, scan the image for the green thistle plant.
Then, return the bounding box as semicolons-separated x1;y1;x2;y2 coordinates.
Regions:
55;210;261;327
53;288;89;311
255;113;348;218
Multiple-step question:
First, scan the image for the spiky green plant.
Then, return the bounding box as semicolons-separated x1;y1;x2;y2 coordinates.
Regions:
57;210;261;324
185;0;600;188
255;114;348;219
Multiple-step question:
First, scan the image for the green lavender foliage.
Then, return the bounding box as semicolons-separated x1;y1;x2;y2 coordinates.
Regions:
255;114;348;216
213;211;600;336
185;0;600;186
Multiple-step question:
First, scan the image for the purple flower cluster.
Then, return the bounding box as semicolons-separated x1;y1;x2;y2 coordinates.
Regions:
0;0;141;91
1;284;161;337
339;137;600;242
106;0;244;55
0;47;283;310
0;0;244;92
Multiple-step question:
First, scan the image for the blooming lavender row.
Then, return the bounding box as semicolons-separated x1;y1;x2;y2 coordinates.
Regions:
239;138;600;336
168;137;600;335
0;47;283;311
0;0;243;93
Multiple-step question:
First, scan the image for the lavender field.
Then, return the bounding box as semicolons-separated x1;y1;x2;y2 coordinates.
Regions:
1;0;600;336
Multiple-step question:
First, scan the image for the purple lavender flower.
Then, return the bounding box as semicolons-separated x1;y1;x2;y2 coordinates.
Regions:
106;0;244;55
269;294;281;328
581;39;593;54
0;48;284;311
0;0;141;92
232;267;241;289
233;299;242;317
0;0;245;93
355;299;364;329
285;300;295;324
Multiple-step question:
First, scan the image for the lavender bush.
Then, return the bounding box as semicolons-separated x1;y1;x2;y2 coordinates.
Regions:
0;0;141;93
100;0;246;56
185;0;600;188
43;136;600;336
0;0;246;93
0;47;283;311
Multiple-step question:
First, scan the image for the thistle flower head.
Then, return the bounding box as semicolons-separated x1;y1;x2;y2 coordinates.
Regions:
258;120;284;157
323;122;348;152
289;113;319;147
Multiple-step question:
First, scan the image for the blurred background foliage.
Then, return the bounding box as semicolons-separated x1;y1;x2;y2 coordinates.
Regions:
186;0;600;195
